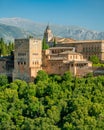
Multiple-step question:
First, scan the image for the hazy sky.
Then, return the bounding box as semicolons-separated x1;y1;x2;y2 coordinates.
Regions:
0;0;104;31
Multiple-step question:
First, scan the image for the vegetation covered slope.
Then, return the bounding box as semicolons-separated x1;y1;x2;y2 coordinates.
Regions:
0;71;104;130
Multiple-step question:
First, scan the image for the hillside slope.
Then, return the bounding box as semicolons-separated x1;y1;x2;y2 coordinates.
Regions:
0;23;33;42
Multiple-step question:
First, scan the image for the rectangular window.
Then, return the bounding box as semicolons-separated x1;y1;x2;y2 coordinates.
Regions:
18;53;26;56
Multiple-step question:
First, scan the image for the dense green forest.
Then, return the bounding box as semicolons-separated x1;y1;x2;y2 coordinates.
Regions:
0;38;14;56
0;71;104;130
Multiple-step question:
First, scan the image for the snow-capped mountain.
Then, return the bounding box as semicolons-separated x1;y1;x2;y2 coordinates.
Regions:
0;17;104;42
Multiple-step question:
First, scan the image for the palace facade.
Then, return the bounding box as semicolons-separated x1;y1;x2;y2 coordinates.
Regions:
56;40;104;62
42;47;92;77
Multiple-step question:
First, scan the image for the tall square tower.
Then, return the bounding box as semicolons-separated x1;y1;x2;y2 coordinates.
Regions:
13;38;42;82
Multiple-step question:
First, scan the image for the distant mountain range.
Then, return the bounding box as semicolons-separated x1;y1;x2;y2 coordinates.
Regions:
0;17;104;42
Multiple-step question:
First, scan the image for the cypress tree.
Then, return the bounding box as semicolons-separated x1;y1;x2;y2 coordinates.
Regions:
42;38;49;50
0;38;14;56
53;38;57;47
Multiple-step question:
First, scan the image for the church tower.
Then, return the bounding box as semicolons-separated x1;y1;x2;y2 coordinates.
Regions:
44;25;53;43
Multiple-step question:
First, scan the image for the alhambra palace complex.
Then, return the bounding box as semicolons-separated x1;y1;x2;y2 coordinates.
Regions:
1;25;104;82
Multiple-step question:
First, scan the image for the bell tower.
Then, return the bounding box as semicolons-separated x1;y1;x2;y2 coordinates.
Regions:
44;25;53;43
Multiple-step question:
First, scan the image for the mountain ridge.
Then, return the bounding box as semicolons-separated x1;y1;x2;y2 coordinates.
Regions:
0;17;104;42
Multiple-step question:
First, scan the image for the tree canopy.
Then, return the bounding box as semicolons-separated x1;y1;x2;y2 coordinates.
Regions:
0;71;104;129
0;38;14;56
89;55;100;64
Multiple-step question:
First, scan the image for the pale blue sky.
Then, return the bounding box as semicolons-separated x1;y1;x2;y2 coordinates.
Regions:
0;0;104;31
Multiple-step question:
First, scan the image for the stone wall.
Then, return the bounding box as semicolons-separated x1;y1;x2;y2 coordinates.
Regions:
0;56;14;79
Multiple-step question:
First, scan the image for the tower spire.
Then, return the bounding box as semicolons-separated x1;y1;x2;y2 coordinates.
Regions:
44;24;53;43
46;22;50;30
